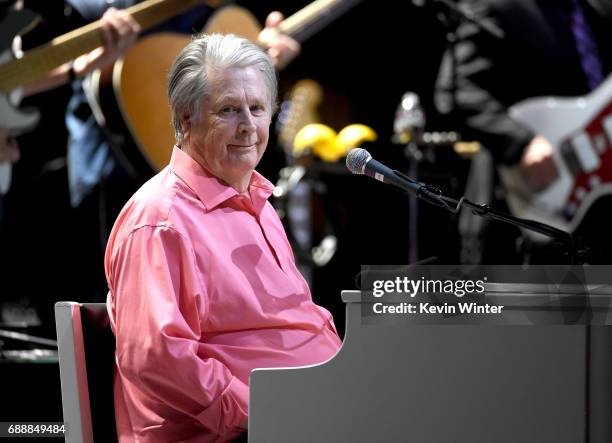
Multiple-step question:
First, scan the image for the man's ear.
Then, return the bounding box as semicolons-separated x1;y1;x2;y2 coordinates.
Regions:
180;114;191;140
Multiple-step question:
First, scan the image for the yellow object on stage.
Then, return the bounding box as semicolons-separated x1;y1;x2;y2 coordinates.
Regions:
293;123;377;162
336;124;378;154
293;123;338;161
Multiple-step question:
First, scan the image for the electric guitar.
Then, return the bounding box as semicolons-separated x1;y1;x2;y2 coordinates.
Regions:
0;7;39;194
500;74;612;241
92;0;364;177
0;0;220;193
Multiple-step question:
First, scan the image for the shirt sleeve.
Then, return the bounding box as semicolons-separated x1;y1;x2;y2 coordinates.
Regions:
107;224;248;438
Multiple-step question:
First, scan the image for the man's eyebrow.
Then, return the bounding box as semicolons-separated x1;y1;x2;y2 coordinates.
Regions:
214;95;267;105
215;94;239;103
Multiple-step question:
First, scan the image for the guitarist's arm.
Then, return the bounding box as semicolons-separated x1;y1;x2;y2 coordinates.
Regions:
23;7;141;97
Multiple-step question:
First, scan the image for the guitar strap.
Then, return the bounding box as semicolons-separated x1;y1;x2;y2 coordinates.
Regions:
66;78;115;207
570;0;605;89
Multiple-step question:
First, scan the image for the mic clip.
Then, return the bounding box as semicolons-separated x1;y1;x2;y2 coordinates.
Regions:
393;169;460;212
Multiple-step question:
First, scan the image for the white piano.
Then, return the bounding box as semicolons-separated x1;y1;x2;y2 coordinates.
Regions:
249;289;612;442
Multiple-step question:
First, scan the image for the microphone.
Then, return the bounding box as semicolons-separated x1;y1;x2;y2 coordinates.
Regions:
346;148;453;210
345;148;420;194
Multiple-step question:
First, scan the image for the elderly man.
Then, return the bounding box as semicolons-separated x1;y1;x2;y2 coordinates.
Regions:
105;33;342;443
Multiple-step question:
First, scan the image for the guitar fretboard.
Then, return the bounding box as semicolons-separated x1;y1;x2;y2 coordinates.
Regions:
0;0;220;93
280;0;364;43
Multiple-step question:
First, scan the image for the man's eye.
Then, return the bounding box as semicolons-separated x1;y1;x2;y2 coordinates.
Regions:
250;105;265;114
221;106;236;114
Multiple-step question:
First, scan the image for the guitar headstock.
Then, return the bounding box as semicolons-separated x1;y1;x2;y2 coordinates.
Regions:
276;79;324;156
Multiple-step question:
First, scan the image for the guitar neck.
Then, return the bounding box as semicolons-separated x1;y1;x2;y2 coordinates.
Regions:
0;0;220;93
279;0;364;43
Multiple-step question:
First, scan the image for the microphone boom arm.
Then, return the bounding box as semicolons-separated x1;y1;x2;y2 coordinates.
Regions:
392;170;573;244
347;147;586;263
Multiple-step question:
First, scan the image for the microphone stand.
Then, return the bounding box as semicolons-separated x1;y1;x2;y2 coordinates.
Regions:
419;0;505;264
392;170;593;264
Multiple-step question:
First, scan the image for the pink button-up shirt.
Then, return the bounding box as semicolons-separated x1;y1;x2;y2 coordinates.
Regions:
105;146;341;443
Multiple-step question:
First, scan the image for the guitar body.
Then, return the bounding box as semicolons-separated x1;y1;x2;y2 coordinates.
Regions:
203;5;261;41
501;75;612;241
93;33;190;177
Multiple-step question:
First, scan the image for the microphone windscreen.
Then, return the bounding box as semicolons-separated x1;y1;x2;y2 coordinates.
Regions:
345;148;371;175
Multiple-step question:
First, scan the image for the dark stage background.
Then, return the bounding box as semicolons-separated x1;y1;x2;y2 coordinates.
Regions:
0;0;463;428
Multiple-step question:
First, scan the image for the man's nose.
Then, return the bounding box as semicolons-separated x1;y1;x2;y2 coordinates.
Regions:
239;110;256;133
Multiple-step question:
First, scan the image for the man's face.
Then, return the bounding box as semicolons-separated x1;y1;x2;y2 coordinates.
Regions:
184;66;272;189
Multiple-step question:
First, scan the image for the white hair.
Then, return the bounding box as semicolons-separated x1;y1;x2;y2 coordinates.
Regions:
168;33;278;144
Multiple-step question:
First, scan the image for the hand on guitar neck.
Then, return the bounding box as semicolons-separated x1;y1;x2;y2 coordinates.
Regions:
260;11;301;71
519;135;559;192
23;7;141;97
2;5;140;174
72;8;141;78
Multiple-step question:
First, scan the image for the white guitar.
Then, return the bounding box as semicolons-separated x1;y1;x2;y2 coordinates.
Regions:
0;8;40;194
500;74;612;241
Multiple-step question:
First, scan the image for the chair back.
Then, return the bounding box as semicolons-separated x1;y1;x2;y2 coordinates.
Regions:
55;302;117;443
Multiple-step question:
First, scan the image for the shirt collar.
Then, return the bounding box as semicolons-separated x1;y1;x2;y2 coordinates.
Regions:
169;145;275;213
